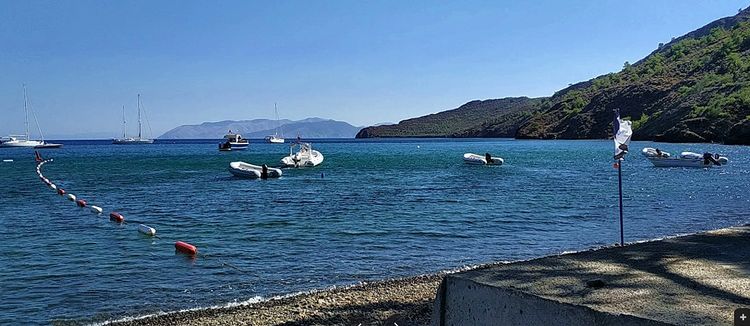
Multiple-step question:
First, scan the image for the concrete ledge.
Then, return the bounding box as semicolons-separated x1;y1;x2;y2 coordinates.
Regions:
432;225;750;325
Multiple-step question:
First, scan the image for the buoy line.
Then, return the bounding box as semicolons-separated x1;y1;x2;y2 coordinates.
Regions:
34;153;245;272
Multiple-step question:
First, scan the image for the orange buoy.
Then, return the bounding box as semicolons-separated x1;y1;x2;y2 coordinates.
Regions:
109;212;125;223
75;199;87;207
57;188;66;195
175;241;197;255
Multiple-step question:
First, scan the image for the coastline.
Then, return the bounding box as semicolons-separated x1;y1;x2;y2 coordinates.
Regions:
107;224;750;326
108;274;444;326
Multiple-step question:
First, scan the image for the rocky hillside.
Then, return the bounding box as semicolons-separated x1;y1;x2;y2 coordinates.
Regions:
514;8;750;144
358;8;750;145
356;97;542;138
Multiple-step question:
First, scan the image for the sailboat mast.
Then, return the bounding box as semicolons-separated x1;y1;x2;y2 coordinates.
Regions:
275;102;282;137
137;94;142;139
122;105;127;138
23;84;29;140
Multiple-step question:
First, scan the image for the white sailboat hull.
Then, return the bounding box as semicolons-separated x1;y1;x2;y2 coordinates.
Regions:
113;138;154;145
0;139;44;147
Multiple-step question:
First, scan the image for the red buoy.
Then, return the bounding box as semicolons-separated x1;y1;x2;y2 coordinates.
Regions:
109;212;125;223
75;199;87;207
57;188;66;195
175;241;198;256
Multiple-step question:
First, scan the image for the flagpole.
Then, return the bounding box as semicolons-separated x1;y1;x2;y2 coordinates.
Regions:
618;159;624;246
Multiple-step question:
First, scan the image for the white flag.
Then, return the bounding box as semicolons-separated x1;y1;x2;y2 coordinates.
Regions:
613;111;632;160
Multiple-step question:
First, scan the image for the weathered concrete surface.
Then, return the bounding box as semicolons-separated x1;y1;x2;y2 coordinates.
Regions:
433;225;750;326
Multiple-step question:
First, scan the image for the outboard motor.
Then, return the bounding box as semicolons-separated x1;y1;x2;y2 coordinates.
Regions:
703;152;721;166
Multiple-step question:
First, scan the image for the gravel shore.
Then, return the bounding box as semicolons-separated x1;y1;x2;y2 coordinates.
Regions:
110;274;443;326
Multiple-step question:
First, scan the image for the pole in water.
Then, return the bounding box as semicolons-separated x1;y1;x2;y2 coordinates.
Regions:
618;159;624;246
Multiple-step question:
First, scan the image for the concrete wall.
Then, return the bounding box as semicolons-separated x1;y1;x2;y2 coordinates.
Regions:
431;276;669;326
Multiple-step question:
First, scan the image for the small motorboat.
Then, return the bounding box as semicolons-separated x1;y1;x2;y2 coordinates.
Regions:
463;153;503;165
641;147;728;168
280;142;323;167
220;130;249;151
228;161;282;179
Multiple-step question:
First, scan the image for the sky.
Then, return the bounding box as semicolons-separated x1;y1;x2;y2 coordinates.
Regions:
0;0;748;138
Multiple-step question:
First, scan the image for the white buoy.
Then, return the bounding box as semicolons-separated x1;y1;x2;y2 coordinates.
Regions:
49;184;57;190
66;194;76;201
138;224;157;236
90;205;103;214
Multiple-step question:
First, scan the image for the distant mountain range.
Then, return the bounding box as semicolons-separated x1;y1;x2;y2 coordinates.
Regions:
159;118;362;139
358;8;750;145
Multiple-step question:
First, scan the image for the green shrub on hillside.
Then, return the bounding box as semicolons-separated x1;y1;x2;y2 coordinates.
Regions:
631;113;650;130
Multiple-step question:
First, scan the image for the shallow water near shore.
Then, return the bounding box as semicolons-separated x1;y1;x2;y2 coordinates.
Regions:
1;138;748;325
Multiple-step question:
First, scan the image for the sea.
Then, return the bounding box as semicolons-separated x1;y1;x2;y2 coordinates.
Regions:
0;138;748;325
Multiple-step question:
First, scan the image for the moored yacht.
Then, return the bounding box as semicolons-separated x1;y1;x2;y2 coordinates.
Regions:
113;94;154;145
265;103;285;143
0;85;62;149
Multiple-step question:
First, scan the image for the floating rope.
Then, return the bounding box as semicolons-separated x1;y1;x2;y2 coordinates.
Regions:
34;152;244;272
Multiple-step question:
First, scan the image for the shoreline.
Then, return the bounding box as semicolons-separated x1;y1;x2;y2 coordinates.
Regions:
106;224;749;326
107;273;445;326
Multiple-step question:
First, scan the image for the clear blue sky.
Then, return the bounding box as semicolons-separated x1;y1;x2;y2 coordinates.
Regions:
0;0;747;138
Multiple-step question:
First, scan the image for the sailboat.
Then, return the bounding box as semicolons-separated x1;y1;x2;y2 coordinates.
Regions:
113;94;154;144
265;103;285;144
0;85;62;148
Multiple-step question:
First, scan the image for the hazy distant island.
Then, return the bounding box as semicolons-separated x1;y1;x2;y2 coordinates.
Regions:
357;8;750;145
159;117;362;139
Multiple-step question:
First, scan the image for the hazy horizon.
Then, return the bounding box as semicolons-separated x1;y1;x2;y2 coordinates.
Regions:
1;0;747;138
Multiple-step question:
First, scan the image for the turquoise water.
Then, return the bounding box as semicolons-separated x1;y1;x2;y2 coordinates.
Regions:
1;139;748;325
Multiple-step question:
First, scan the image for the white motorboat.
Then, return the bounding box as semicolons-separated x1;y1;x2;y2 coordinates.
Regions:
0;85;62;149
280;142;323;167
463;153;504;165
219;131;249;151
641;147;728;168
228;161;282;179
265;135;285;144
265;103;285;144
113;94;154;144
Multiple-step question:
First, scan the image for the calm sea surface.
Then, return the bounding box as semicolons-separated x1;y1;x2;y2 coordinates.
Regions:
1;139;748;325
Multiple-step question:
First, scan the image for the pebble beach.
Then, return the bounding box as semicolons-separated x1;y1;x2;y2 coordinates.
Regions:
110;274;443;326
